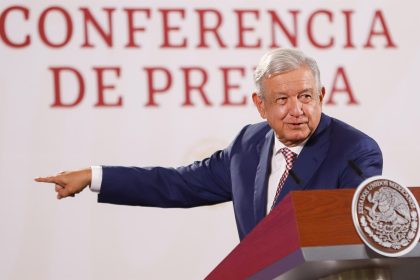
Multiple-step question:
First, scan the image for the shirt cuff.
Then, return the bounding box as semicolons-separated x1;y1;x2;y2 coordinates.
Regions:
90;166;103;193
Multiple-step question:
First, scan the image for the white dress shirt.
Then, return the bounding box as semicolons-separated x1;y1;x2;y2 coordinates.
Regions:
266;135;305;213
90;134;306;214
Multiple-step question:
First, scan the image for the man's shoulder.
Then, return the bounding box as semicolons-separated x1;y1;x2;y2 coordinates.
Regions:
240;121;271;141
229;121;272;150
243;121;271;133
330;116;372;139
327;115;380;150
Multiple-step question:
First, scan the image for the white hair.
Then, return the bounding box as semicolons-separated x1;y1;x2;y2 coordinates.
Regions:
254;48;322;97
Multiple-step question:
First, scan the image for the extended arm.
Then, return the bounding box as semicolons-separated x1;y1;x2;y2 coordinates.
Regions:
35;149;233;207
98;149;233;208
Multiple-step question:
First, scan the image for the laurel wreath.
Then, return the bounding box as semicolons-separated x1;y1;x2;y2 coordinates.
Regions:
361;211;418;250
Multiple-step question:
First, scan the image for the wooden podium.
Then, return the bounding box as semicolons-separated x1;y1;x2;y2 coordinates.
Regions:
206;188;420;280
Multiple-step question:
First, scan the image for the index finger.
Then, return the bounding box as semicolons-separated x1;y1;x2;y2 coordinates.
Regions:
34;176;58;184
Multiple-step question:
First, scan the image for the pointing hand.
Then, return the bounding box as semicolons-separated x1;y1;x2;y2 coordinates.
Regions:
35;168;92;199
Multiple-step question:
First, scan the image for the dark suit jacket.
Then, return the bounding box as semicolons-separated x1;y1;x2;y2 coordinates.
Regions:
98;113;383;240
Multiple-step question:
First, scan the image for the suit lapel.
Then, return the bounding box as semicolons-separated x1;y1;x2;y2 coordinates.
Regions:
253;129;274;223
275;114;332;203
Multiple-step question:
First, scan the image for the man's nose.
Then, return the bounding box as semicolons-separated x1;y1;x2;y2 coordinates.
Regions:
288;98;303;116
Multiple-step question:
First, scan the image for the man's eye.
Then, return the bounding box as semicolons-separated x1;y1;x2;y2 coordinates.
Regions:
299;94;312;103
275;97;287;104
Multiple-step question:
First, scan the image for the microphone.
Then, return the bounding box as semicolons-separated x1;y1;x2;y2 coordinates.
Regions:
347;160;366;180
289;169;302;185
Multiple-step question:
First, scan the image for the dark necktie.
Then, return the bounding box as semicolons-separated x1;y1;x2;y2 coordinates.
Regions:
271;147;297;210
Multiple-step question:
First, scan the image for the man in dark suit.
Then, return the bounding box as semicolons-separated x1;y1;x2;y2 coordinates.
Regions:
35;48;382;240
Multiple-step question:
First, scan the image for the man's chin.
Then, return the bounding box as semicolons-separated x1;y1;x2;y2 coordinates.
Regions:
283;132;311;145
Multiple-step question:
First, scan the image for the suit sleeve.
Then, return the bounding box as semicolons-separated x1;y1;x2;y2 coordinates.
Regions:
97;148;233;208
338;136;383;188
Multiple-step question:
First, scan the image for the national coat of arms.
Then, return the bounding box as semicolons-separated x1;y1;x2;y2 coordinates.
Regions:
352;176;420;257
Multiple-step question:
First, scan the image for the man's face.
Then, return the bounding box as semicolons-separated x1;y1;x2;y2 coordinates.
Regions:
252;66;324;147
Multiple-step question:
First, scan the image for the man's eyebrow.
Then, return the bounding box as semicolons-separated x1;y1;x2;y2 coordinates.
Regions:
297;88;314;95
272;91;288;96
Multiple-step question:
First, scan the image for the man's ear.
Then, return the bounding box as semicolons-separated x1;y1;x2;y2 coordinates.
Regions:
319;87;326;104
252;92;267;119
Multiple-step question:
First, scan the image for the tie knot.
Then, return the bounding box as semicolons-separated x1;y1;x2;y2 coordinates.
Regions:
279;147;297;165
